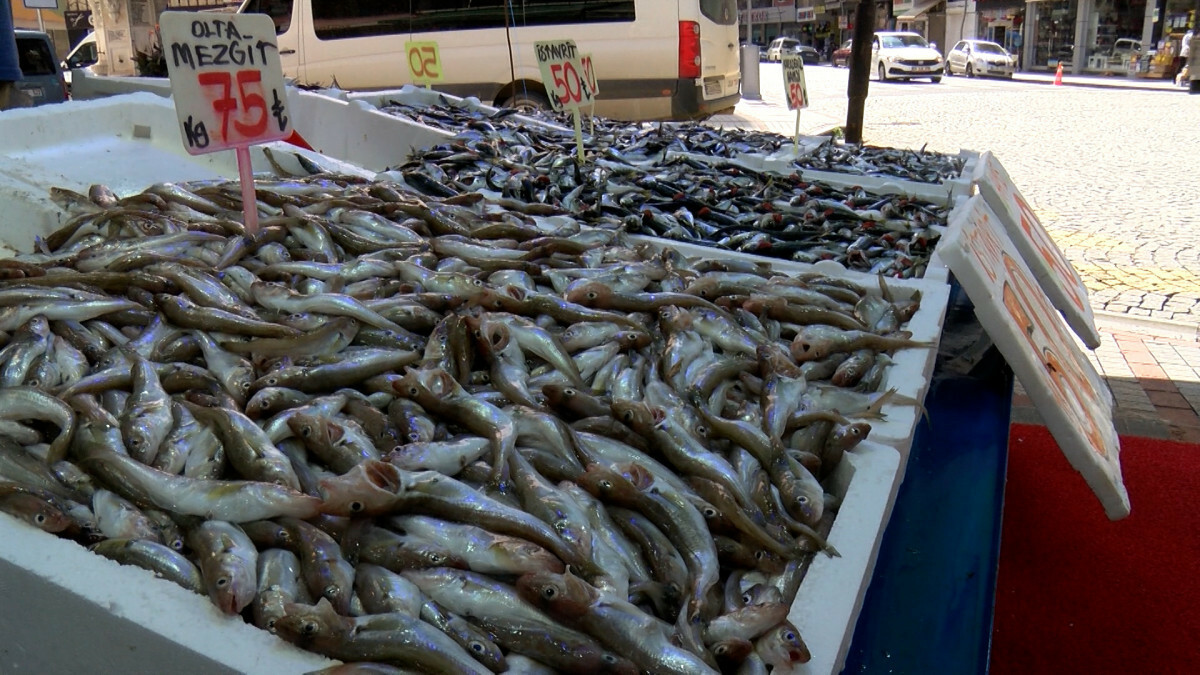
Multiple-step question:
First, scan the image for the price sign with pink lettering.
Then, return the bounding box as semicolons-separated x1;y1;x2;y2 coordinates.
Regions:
534;40;596;112
160;11;293;235
160;12;292;154
940;195;1128;520
782;53;809;111
973;152;1101;348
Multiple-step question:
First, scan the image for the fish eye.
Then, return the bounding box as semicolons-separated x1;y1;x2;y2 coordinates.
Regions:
586;291;597;300
27;379;39;387
266;618;277;629
429;553;445;564
323;584;339;598
784;630;797;641
472;279;483;286
408;386;419;396
33;513;46;525
714;644;729;656
742;592;754;604
302;620;318;635
542;586;557;599
240;382;251;391
349;501;364;513
598;479;613;490
754;550;765;560
216;576;230;588
300;426;312;437
696;425;709;437
797;496;809;505
563;388;576;397
129;438;142;447
621;410;633;422
703;507;719;518
602;655;617;664
408;432;421;442
170;539;184;551
267;377;278;385
469;642;486;654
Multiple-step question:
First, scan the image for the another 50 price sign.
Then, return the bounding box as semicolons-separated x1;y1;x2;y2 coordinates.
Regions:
161;12;292;154
405;41;443;85
782;53;809;111
534;40;595;112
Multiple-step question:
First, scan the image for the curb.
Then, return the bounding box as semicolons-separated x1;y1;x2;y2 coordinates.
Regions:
1014;76;1181;93
1093;309;1200;342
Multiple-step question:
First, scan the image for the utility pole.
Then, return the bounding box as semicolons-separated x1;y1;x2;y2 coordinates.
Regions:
845;0;877;143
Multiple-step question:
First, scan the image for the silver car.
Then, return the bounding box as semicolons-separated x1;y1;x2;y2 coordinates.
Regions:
946;39;1016;78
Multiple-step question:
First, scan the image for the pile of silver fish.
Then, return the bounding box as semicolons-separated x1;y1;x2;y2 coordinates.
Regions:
0;173;930;674
379;94;966;186
395;133;945;278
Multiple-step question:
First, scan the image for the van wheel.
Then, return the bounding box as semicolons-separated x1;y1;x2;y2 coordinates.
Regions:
502;90;551;113
931;76;942;83
877;63;888;81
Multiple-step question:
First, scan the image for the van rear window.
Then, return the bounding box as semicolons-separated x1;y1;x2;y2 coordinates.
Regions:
16;38;56;76
242;0;294;35
700;0;737;25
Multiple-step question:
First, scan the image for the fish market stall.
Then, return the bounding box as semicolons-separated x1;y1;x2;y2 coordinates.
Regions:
0;91;972;675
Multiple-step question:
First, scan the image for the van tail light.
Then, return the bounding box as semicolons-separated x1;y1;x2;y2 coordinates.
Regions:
679;21;701;79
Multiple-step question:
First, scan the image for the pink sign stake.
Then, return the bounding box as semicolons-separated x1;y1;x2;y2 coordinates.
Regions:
235;146;259;236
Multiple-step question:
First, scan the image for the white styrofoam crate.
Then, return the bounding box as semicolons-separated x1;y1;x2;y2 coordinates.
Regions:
341;85;574;136
632;237;949;466
68;73;454;174
0;96;933;675
0;512;334;674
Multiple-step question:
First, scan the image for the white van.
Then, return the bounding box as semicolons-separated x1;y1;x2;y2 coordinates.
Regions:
236;0;741;121
60;32;99;89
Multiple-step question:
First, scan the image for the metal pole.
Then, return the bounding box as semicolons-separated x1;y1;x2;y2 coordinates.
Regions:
37;9;45;33
845;0;877;144
746;1;754;46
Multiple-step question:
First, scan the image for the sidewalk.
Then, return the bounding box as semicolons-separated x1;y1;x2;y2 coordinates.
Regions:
1013;70;1187;92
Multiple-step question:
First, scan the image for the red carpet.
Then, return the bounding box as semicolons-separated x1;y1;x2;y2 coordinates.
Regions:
990;424;1200;673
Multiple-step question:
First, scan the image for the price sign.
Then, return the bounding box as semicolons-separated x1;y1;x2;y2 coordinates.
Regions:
405;41;443;85
940;195;1129;520
160;12;291;154
782;53;809;110
973;152;1101;348
534;40;595;112
160;12;293;235
580;52;600;100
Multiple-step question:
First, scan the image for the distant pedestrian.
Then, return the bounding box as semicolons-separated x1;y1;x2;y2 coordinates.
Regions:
0;0;23;111
1177;28;1193;87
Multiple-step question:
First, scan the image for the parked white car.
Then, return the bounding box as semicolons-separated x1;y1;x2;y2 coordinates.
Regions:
946;39;1015;78
765;37;800;63
871;31;943;82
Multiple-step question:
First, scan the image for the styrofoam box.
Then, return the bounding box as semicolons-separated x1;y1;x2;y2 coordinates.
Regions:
0;94;374;257
632;237;950;465
0;94;932;675
339;84;575;136
68;72;454;174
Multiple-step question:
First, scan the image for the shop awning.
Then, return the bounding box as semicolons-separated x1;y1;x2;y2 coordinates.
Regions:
895;0;941;20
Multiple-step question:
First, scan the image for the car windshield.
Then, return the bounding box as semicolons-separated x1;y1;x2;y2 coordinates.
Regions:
973;42;1006;55
840;40;852;49
16;38;56;76
880;35;929;49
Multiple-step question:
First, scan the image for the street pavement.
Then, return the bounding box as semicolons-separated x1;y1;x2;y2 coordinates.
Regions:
708;64;1200;441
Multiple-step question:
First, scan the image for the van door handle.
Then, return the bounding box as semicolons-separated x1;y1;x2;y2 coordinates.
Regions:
280;49;297;55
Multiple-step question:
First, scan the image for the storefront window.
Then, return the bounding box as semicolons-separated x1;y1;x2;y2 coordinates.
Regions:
1032;0;1077;68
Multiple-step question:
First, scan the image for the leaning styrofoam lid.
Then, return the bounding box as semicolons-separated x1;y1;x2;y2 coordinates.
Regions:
939;195;1128;520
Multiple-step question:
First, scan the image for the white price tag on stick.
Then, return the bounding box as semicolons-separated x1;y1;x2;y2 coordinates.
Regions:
161;12;294;234
782;53;809;151
534;40;595;161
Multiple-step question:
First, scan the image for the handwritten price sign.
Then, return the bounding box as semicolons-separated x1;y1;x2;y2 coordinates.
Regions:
405;41;443;85
534;40;595;112
160;12;291;154
782;53;809;110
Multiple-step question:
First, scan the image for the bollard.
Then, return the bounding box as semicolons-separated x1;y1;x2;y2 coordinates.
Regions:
741;44;761;100
1054;62;1063;85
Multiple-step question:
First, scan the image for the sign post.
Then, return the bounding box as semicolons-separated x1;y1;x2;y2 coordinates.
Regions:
782;53;809;152
404;41;443;90
22;1;58;33
160;12;294;236
534;40;597;162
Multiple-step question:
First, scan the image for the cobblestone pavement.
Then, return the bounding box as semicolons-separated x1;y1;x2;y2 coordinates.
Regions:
711;65;1200;440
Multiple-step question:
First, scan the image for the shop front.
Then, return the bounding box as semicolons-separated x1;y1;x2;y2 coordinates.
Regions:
895;0;947;40
1023;0;1191;76
797;2;845;58
977;0;1028;58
